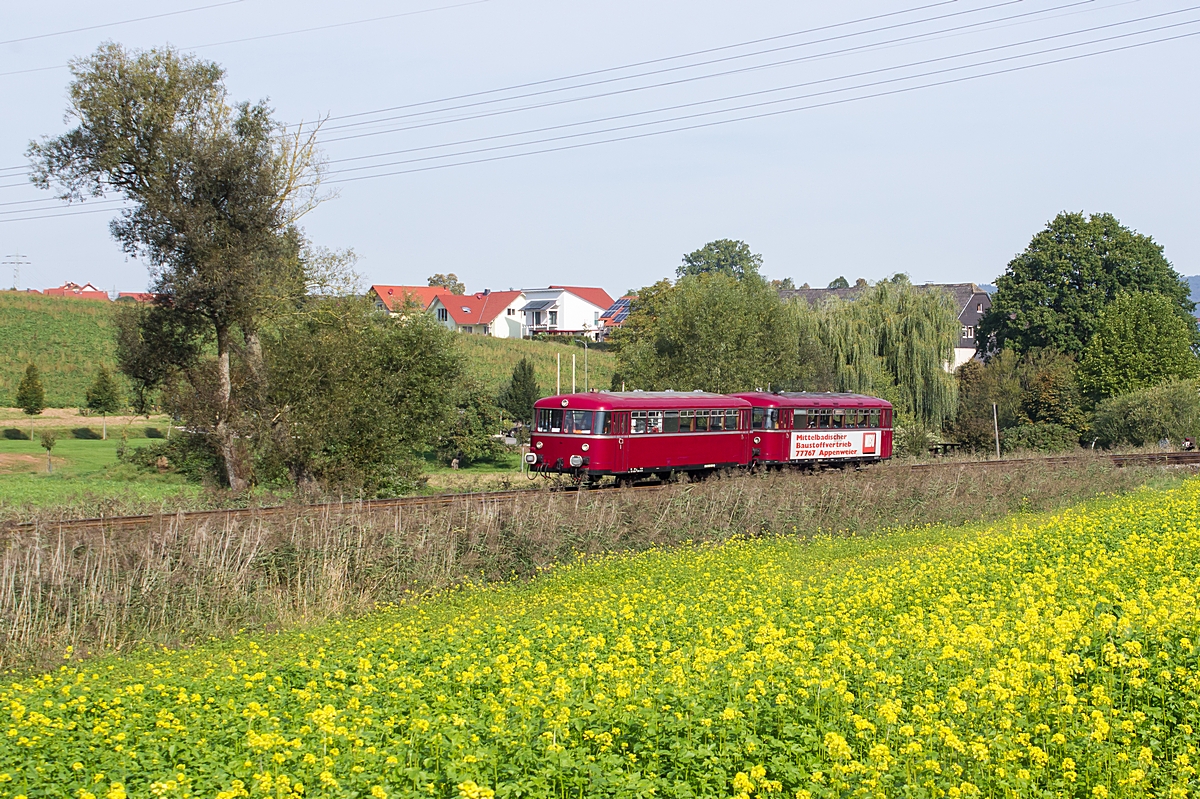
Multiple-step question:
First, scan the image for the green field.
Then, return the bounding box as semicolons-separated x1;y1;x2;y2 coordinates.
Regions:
0;291;122;407
0;292;618;407
0;481;1196;797
0;433;199;514
454;335;618;395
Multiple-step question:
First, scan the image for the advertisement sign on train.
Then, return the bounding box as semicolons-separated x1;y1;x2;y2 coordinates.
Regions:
790;430;877;460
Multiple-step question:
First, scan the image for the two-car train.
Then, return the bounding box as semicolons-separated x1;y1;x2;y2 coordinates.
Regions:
525;390;893;484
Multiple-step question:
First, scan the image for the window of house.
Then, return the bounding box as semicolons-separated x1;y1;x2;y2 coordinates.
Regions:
437;308;448;322
977;303;983;313
548;310;558;326
594;312;600;324
463;326;473;334
481;325;489;335
375;300;384;310
964;326;975;339
507;308;515;315
533;311;542;326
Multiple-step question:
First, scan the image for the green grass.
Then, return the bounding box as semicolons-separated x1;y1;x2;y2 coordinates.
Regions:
457;335;618;395
0;434;199;512
0;291;122;407
0;292;622;407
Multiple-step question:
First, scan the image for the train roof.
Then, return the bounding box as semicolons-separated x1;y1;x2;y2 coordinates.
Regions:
730;391;893;409
535;391;753;410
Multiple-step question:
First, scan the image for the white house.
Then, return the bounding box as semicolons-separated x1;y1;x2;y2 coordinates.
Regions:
519;285;615;340
428;290;526;337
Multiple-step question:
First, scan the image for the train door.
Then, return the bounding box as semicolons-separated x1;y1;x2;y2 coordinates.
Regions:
610;411;630;473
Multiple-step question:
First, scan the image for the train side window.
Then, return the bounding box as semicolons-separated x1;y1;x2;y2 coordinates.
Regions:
794;410;807;429
807;411;818;429
725;409;738;430
596;412;611;434
648;411;664;433
817;410;830;428
680;409;694;432
631;411;647;434
766;408;779;430
712;410;726;431
751;408;765;429
694;411;709;432
664;410;679;433
831;410;844;429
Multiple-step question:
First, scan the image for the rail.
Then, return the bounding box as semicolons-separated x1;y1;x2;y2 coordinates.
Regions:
5;450;1198;533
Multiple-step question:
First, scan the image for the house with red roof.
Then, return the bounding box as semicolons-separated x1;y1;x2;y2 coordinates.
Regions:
117;292;158;302
368;284;445;314
428;290;526;338
44;281;109;300
519;286;615;340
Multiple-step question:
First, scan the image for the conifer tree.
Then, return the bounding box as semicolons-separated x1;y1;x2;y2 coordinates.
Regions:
15;363;45;441
86;365;123;440
499;357;540;425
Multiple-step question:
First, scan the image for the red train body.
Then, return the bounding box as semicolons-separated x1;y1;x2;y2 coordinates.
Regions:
526;390;892;482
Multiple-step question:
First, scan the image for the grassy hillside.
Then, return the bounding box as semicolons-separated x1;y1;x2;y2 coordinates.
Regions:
0;291;120;407
457;335;618;395
0;292;620;407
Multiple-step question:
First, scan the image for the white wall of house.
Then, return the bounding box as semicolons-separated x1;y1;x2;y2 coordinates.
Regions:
429;293;526;338
521;288;605;336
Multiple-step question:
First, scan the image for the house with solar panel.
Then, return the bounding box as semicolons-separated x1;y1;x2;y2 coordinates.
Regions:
519;286;616;340
598;295;635;340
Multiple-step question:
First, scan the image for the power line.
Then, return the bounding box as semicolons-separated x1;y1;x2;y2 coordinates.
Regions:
0;0;490;80
317;0;1108;146
305;0;966;128
0;0;246;47
319;15;1200;177
322;3;1198;168
314;28;1200;184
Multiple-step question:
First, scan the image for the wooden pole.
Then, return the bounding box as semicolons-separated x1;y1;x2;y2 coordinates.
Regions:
556;353;561;395
572;354;576;393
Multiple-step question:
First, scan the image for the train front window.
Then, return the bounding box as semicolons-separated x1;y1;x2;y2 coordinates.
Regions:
562;410;594;434
536;408;563;432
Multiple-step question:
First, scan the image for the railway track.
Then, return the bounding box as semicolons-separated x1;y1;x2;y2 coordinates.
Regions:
6;450;1198;533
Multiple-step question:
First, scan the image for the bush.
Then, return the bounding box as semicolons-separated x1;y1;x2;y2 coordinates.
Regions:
1091;379;1200;448
119;433;224;483
1001;422;1078;454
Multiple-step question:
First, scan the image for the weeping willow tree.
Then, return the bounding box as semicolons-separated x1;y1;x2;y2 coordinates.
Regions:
804;278;960;447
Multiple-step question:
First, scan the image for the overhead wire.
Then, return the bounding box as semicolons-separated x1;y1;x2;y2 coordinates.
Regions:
318;16;1200;178
317;0;1064;136
0;0;246;47
319;27;1200;184
319;3;1200;169
317;0;1111;146
0;0;490;80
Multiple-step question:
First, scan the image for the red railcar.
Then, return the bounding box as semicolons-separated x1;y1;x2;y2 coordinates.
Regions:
731;392;893;466
527;391;753;482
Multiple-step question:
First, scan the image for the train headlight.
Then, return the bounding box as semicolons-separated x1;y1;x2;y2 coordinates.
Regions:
524;453;538;464
569;455;584;467
753;436;761;444
535;441;543;449
581;443;590;452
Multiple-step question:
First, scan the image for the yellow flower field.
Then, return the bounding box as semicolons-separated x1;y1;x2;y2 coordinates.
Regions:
3;480;1200;798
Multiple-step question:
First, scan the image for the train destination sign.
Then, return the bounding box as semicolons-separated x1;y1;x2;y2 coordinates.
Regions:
790;430;878;460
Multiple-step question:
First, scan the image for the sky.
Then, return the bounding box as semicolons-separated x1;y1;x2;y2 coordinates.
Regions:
0;0;1197;298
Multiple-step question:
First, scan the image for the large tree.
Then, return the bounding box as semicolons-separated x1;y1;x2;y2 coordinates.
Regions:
499;357;539;425
613;273;818;393
29;44;325;489
979;211;1195;358
428;273;465;294
676;239;762;280
1078;291;1200;402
